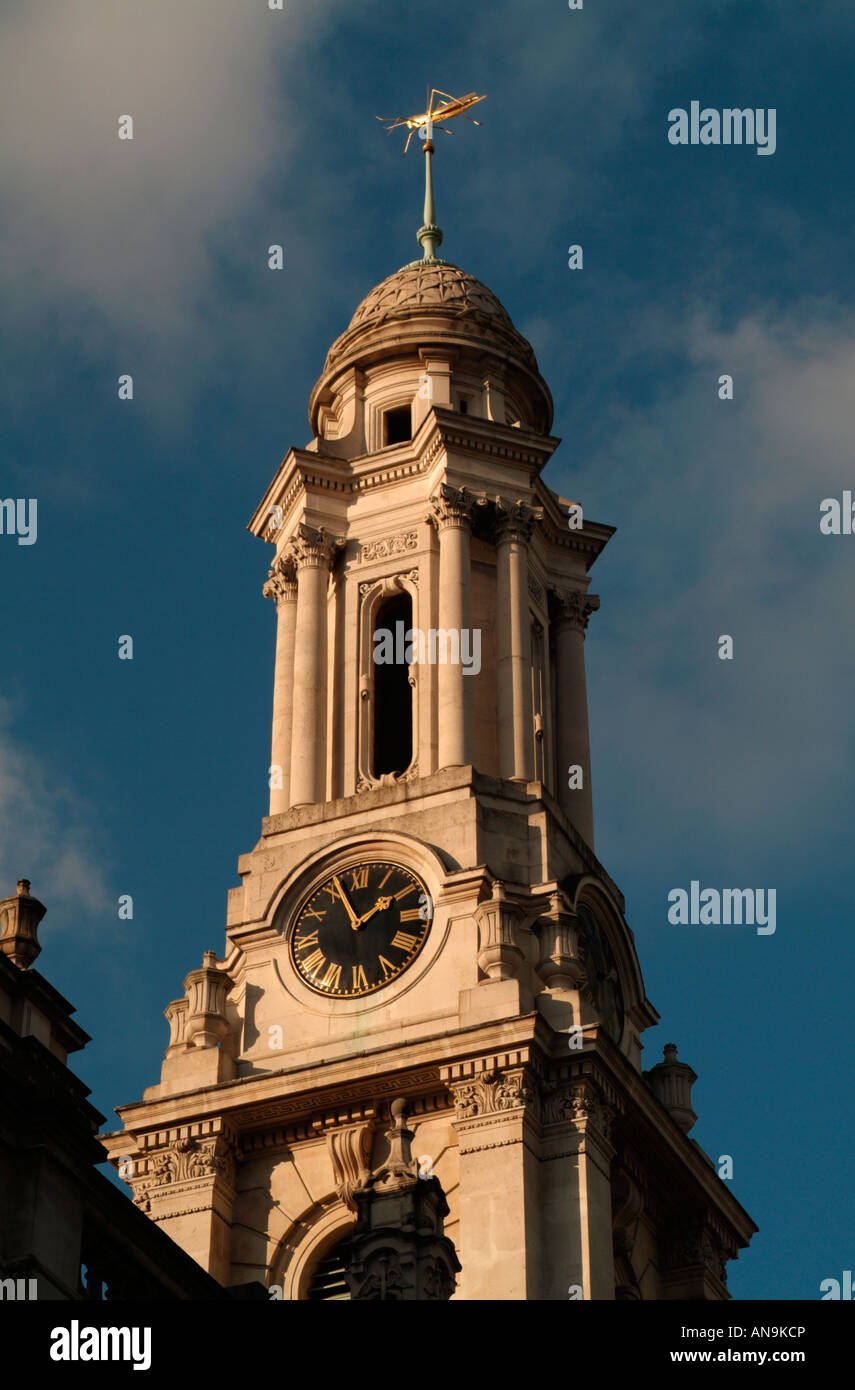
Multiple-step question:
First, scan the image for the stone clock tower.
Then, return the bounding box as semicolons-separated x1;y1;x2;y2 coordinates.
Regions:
105;173;755;1299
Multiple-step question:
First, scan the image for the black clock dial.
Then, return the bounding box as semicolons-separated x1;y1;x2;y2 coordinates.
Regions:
576;904;624;1045
290;861;431;998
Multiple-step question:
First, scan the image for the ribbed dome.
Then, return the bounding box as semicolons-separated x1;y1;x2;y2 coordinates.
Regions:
347;262;515;334
321;260;541;378
310;258;553;438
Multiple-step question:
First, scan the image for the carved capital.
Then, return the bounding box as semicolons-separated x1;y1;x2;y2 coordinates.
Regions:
542;1079;615;1139
287;523;344;570
428;483;483;531
550;588;601;632
262;555;298;604
493;496;542;545
449;1067;536;1123
661;1215;729;1286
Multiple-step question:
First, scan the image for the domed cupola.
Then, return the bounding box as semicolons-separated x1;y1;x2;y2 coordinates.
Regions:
308;131;552;454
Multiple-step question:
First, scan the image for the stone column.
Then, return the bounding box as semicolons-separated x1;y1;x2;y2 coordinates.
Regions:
289;525;338;808
445;1061;541;1300
495;502;538;781
263;556;298;815
540;1075;617;1300
430;486;475;769
551;589;600;848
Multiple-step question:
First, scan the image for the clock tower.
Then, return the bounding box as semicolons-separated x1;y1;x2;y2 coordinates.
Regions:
105;174;755;1299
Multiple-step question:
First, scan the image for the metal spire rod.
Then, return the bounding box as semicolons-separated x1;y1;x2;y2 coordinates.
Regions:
375;89;486;264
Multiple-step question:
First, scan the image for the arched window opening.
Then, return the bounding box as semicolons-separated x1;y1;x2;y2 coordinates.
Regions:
306;1237;352;1301
372;591;413;778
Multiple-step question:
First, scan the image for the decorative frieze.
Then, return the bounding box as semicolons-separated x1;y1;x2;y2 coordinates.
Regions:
359;532;418;561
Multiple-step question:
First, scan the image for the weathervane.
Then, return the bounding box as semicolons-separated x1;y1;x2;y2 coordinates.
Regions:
377;88;486;263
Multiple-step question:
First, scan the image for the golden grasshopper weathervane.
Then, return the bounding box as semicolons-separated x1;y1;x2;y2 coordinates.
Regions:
377;88;486;262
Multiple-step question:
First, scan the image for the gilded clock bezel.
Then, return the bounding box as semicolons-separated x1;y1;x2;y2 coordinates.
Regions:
288;859;432;999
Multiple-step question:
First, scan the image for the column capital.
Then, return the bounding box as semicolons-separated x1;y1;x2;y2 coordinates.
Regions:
550;587;601;632
428;483;483;531
287;523;345;570
493;496;542;544
262;554;297;604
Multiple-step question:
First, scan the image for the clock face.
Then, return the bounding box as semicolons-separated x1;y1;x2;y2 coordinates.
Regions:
289;861;431;998
577;904;624;1045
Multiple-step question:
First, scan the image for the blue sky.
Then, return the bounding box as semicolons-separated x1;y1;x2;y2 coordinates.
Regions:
1;0;853;1299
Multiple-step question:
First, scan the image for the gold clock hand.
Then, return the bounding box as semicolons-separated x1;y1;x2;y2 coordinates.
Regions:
332;874;361;930
354;895;393;929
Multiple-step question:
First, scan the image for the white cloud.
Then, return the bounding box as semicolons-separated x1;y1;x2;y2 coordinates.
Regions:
0;700;111;919
575;302;855;864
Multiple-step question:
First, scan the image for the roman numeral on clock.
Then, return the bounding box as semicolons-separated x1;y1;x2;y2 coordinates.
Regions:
295;930;319;950
394;883;418;901
301;905;325;923
351;963;368;992
301;948;325;976
399;907;423;923
377;954;395;979
320;961;342;992
348;867;369;891
390;930;418;952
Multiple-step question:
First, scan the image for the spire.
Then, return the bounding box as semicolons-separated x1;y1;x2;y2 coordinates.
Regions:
416;121;443;262
376;88;485;265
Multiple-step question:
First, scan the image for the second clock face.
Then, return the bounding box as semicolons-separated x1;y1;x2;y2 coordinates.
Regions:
289;861;431;998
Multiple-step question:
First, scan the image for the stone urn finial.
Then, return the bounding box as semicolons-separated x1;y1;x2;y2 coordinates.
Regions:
0;877;47;969
645;1043;698;1134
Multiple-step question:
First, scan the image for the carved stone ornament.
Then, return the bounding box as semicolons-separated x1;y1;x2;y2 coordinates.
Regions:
449;1068;534;1122
327;1120;376;1213
550;588;601;633
360;532;418;562
427;483;484;531
286;523;345;571
492;496;543;545
541;1080;614;1139
262;555;297;604
128;1134;237;1207
344;1100;461;1301
475;879;524;982
661;1218;729;1285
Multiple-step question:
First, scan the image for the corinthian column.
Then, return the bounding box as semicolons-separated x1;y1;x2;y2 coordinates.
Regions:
495;500;539;781
263;556;297;814
288;525;339;808
551;588;600;847
430;485;475;768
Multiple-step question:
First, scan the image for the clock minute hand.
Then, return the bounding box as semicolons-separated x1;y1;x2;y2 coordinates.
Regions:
354;895;393;929
332;874;361;930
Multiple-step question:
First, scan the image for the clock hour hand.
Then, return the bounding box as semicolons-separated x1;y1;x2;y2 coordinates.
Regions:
332;874;361;930
354;895;393;929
